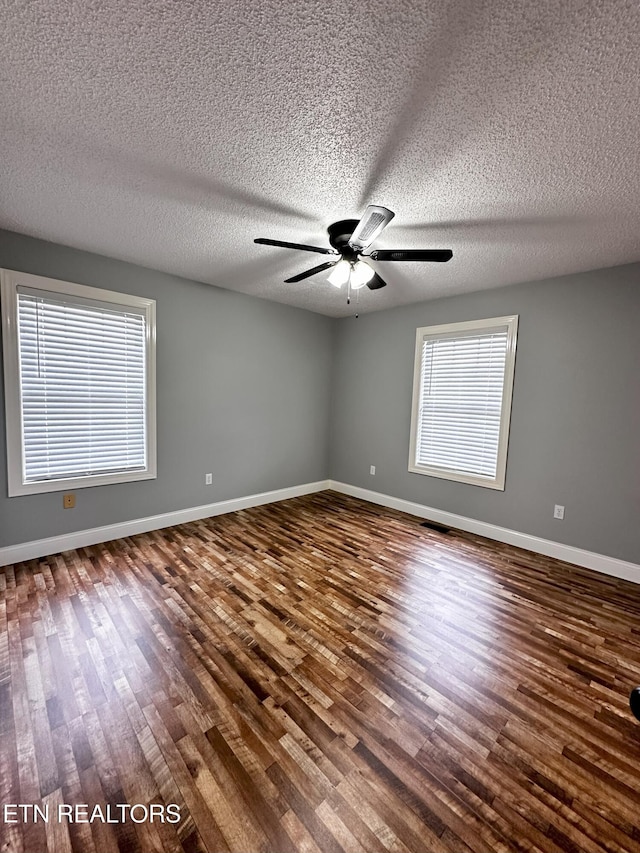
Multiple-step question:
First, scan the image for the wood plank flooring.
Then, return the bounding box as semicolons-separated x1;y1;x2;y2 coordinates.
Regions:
1;490;640;853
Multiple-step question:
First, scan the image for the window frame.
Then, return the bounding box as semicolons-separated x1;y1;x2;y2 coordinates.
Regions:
408;315;518;490
1;268;156;496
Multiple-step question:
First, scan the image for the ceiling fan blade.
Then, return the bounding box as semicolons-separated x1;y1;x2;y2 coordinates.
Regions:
348;205;395;251
368;249;453;262
284;261;337;283
254;238;335;255
366;272;387;290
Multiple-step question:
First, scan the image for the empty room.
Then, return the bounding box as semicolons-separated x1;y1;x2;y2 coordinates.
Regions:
1;1;640;852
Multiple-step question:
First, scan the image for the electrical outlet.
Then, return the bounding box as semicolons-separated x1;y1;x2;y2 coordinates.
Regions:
370;465;376;475
205;473;213;485
63;493;75;509
553;504;565;520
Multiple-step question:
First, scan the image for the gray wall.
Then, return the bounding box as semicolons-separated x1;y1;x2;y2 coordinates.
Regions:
2;228;639;566
329;264;640;565
0;230;333;548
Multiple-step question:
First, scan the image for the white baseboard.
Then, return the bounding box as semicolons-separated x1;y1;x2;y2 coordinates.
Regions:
329;481;640;586
3;478;638;586
0;480;331;567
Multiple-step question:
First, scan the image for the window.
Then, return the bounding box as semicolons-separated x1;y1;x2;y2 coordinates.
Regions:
1;269;156;496
409;315;518;490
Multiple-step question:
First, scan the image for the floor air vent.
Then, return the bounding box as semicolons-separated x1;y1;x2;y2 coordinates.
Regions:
421;520;451;534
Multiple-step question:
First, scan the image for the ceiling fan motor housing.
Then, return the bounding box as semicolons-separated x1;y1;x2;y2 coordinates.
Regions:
327;219;360;252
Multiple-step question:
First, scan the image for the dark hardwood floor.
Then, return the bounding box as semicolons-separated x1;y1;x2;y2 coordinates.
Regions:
1;491;640;853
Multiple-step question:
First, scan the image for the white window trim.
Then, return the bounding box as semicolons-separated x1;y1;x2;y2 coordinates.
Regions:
1;268;157;496
408;315;518;490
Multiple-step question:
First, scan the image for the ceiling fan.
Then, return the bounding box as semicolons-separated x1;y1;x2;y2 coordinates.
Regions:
254;205;453;296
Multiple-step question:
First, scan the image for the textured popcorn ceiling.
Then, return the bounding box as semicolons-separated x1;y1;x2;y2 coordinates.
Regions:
1;0;639;317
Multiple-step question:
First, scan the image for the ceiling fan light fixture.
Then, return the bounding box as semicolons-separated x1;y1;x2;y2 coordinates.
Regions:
350;260;375;289
327;259;351;288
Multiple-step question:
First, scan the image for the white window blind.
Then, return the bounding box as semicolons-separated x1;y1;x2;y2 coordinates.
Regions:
2;270;156;496
409;317;518;490
17;290;148;483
